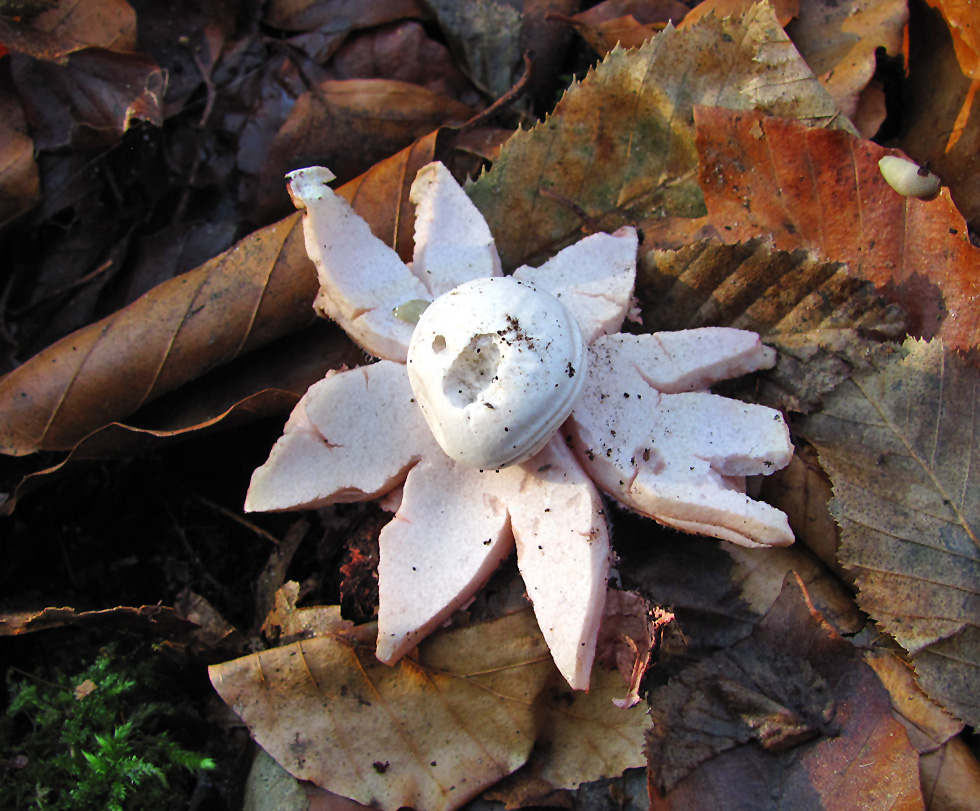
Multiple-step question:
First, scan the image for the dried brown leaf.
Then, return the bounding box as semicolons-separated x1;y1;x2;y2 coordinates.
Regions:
467;3;844;270
566;0;690;56
646;576;923;809
696;105;980;350
680;0;799;29
798;339;980;727
485;664;649;807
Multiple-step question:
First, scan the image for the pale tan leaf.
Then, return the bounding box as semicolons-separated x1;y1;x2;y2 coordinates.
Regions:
210;610;554;811
799;339;980;727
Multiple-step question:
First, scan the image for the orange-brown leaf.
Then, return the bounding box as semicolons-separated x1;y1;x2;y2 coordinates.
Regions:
695;105;980;350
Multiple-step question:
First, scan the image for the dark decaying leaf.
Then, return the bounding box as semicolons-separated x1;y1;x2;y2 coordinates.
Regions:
0;76;40;228
798;338;980;728
0;130;443;457
10;47;165;151
646;576;923;809
0;0;136;61
695;105;980;350
467;3;844;270
637;239;906;413
257;79;473;216
421;0;524;99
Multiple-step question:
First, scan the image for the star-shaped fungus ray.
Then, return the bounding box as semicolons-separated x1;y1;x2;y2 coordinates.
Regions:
568;329;794;548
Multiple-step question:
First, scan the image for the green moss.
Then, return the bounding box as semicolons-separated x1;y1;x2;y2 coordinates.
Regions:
1;647;215;811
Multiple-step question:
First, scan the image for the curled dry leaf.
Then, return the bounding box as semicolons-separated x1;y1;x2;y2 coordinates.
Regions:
467;2;844;270
646;575;923;808
798;338;980;728
0;130;444;457
695;105;980;350
680;0;800;29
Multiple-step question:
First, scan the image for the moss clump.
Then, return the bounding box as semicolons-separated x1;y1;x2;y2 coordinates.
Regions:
1;646;215;811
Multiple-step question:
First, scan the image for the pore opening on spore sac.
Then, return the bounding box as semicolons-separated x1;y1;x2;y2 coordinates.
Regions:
444;334;502;407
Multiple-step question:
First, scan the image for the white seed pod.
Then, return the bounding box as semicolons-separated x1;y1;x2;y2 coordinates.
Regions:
407;276;587;469
878;156;940;200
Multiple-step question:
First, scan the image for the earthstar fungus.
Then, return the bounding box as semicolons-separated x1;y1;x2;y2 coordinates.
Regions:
245;162;795;690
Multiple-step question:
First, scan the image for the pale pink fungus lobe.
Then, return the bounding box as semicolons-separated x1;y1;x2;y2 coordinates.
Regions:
569;330;794;548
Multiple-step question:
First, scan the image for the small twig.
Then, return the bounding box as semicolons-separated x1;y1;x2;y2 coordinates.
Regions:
195;494;282;547
454;52;535;138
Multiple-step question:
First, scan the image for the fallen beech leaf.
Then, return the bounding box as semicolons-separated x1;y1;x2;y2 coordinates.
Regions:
0;0;136;61
467;3;844;270
695;105;980;350
798;339;980;728
0;214;313;455
0;78;40;228
786;0;907;121
680;0;799;29
210;610;554;811
0;131;442;457
637;239;906;414
902;2;980;231
647;576;923;808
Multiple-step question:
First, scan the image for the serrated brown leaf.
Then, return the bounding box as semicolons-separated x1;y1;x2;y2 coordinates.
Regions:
0;130;443;457
637;238;906;413
863;648;980;811
210;610;554;811
467;3;844;270
695;105;980;350
646;576;923;809
798;338;980;728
